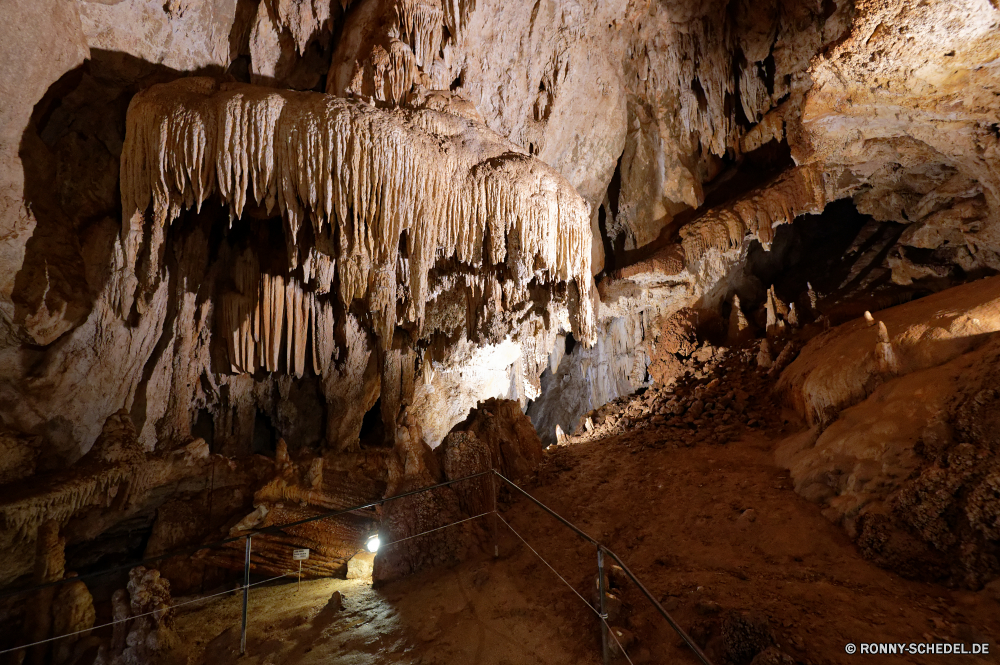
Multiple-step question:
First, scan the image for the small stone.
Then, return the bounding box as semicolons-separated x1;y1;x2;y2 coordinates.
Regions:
696;600;722;615
660;596;681;611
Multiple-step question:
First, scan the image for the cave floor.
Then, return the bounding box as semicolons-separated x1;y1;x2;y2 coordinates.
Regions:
171;419;1000;665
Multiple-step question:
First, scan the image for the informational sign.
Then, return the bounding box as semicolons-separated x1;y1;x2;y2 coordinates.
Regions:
292;548;310;561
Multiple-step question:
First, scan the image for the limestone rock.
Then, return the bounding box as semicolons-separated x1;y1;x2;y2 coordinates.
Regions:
779;276;1000;427
778;281;1000;587
120;567;176;665
460;398;543;482
78;0;238;72
0;428;40;485
52;579;96;665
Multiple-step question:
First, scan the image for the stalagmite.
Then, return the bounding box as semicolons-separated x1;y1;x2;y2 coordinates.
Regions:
864;310;875;326
554;424;567;444
875;321;901;375
727;294;753;345
765;286;787;339
757;340;773;369
787;302;799;328
806;282;819;314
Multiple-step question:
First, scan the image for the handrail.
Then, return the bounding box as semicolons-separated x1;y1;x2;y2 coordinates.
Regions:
604;548;713;665
0;469;492;600
2;466;713;665
493;470;714;665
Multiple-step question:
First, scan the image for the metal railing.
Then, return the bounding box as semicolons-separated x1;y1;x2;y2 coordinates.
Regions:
0;468;712;665
490;470;713;665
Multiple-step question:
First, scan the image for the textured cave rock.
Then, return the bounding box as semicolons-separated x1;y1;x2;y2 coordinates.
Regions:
1;0;1000;639
373;398;541;584
207;439;385;580
776;276;1000;586
112;74;594;459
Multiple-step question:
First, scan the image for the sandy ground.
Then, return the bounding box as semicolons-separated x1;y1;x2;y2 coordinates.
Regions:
172;551;600;665
520;422;1000;665
171;417;1000;665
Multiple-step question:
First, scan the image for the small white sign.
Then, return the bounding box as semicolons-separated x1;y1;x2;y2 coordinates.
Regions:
292;548;310;561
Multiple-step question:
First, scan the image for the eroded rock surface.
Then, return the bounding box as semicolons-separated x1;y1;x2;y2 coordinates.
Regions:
2;0;1000;648
778;277;1000;587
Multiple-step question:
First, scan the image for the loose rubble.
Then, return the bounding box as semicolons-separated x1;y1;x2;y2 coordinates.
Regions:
571;342;783;450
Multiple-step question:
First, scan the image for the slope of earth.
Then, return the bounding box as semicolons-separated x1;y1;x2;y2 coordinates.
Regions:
511;362;1000;664
522;430;999;664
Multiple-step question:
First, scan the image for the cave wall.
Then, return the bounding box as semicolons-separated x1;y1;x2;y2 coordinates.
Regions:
1;1;1000;583
0;0;854;466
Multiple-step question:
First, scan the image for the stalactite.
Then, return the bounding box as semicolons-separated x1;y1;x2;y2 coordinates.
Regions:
739;65;770;126
312;297;337;375
262;273;286;372
268;0;333;55
741;108;784;154
0;440;209;541
679;164;829;263
395;0;444;69
121;78;595;363
440;0;474;44
351;39;419;106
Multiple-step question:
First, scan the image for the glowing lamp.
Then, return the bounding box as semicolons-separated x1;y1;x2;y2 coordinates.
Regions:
366;535;380;553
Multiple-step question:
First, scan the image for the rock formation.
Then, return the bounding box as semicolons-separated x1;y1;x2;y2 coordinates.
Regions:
2;0;1000;651
209;439;384;579
777;276;1000;586
374;398;541;583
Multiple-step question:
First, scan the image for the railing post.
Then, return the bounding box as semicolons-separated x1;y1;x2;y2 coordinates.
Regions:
240;535;251;656
491;470;498;557
597;545;609;665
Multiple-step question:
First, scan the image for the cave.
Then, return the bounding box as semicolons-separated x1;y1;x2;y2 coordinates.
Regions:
2;0;1000;663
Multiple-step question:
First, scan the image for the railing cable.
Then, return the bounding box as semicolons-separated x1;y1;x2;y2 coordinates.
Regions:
496;513;634;665
0;573;290;656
